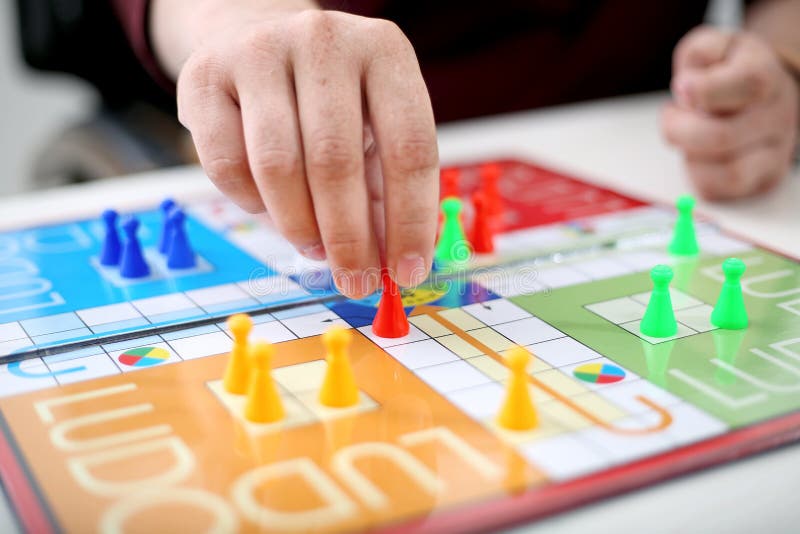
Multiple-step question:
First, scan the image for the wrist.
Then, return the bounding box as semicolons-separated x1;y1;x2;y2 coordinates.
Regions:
150;0;318;80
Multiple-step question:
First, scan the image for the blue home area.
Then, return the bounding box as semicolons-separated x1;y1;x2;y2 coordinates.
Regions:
0;209;272;326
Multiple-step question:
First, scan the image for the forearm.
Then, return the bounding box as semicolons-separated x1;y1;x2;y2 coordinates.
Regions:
150;0;318;80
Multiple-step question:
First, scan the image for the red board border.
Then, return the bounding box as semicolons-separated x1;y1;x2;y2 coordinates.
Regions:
378;410;800;534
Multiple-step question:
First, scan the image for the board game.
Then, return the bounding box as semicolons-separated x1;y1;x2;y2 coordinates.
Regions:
0;159;799;534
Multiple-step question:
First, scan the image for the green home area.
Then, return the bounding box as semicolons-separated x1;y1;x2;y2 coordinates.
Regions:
512;248;800;428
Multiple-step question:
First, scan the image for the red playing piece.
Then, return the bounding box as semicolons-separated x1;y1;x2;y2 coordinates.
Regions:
441;168;460;199
470;192;494;254
480;162;503;218
372;268;409;338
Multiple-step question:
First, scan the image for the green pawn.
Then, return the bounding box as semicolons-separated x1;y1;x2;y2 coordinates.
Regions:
435;198;469;265
640;265;678;338
711;258;748;330
669;195;699;256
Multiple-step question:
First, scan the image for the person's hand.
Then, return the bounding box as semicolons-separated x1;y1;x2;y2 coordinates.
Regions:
662;26;798;200
151;0;439;298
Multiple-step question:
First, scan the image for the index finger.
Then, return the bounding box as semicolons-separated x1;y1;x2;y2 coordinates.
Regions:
364;21;439;287
673;26;733;73
683;36;781;114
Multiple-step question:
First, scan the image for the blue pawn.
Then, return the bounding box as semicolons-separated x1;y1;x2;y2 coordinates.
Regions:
166;209;196;269
99;209;121;266
157;198;176;254
120;217;150;278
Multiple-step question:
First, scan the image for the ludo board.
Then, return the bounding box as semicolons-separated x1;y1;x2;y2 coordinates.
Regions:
0;160;798;533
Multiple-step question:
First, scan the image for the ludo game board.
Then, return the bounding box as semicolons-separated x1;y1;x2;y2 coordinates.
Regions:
0;160;798;533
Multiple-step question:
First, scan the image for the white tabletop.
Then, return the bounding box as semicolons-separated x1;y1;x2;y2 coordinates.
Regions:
0;92;798;533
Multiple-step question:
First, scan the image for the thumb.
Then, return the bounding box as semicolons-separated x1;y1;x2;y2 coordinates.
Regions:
676;36;779;114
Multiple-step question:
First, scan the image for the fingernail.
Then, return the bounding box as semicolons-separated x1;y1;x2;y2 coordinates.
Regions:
299;243;326;261
396;254;428;287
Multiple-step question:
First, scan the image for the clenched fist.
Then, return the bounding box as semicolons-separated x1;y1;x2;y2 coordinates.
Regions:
152;1;439;298
662;26;799;200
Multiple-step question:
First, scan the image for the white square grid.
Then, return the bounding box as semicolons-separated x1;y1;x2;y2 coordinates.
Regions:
206;359;378;436
586;288;717;344
374;303;730;481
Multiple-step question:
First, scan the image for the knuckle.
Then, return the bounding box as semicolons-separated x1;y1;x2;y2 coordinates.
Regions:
725;161;752;193
297;10;338;39
391;216;435;243
236;24;283;64
366;18;414;58
250;147;302;181
324;234;367;265
369;18;405;42
204;156;248;185
278;222;319;246
180;51;226;93
386;136;438;173
306;135;360;178
706;124;736;152
742;64;771;98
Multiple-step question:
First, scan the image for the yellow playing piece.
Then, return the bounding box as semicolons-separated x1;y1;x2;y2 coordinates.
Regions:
318;326;359;408
223;313;253;395
496;346;538;431
244;341;285;423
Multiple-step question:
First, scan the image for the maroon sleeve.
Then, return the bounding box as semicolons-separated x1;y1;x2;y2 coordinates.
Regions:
110;0;175;93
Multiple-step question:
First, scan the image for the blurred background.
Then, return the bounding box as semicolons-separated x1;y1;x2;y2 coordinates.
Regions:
0;0;741;196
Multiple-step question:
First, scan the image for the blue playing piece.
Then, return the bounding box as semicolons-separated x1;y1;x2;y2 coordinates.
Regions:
99;209;121;266
166;208;196;269
119;217;150;278
158;198;176;254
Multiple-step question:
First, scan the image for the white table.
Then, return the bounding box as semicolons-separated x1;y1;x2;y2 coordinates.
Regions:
1;92;798;533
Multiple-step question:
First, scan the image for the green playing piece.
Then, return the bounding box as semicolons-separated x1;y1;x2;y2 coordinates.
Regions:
668;195;699;256
639;264;678;338
711;258;748;329
435;198;469;265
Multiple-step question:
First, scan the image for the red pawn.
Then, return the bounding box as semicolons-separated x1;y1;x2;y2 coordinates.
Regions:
470;192;494;254
480;163;503;219
372;268;409;338
441;168;460;199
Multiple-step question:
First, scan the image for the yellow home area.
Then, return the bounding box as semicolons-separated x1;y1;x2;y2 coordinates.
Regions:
0;330;547;534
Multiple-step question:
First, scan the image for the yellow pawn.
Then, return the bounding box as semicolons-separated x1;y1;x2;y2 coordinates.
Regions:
223;313;253;395
243;341;285;424
318;326;359;408
496;347;538;431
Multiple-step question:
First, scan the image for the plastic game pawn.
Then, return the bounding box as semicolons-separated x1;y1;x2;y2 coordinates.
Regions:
470;191;494;254
119;217;150;279
441;168;460;199
166;208;197;269
99;209;122;266
223;313;253;395
372;268;410;338
244;341;285;424
480;162;503;218
318;326;360;408
157;198;176;254
434;197;470;266
639;265;678;338
496;346;538;431
668;195;699;256
711;258;748;330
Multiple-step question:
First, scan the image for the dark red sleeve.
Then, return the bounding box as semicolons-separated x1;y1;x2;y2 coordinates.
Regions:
110;0;175;93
